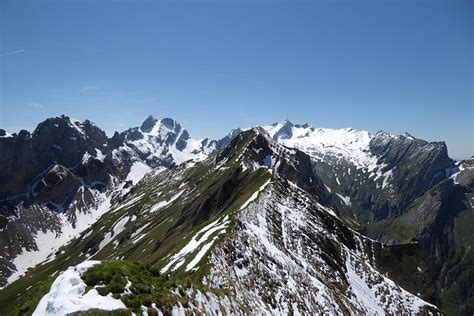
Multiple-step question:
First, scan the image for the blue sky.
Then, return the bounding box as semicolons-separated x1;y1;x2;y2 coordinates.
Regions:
0;0;472;159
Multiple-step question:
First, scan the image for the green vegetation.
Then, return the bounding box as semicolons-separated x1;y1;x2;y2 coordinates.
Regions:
81;260;177;314
80;258;234;314
2;275;55;316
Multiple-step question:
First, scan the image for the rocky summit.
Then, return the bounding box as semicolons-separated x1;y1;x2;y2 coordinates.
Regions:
0;116;472;315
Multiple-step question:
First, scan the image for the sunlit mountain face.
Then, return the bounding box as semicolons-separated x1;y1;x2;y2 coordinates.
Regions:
0;116;472;315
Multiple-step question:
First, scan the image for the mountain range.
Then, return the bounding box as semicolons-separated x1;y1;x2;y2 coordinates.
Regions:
0;115;472;315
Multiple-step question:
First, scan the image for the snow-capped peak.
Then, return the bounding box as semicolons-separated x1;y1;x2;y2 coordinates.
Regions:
261;121;377;170
264;119;294;139
140;116;182;137
113;116;241;168
0;129;13;138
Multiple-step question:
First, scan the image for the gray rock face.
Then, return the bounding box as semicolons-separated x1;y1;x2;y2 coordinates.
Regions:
202;128;242;153
369;132;453;212
307;130;455;234
380;158;474;313
175;130;190;151
33;165;82;208
0;116;121;287
260;122;456;229
0;114;239;216
0;116;108;200
139;115;158;133
160;117;179;130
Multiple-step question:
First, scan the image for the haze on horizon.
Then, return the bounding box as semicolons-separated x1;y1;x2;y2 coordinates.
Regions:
0;0;472;160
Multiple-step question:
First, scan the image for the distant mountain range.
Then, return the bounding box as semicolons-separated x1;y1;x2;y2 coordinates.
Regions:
0;115;472;315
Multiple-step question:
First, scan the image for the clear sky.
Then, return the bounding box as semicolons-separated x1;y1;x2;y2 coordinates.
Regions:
0;0;472;159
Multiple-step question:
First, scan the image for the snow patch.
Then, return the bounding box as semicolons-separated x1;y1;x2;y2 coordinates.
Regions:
126;161;151;185
161;216;230;273
33;260;126;315
98;216;130;251
6;191;113;286
381;169;393;189
149;189;185;213
239;178;271;211
95;149;106;162
0;131;13;138
336;193;351;206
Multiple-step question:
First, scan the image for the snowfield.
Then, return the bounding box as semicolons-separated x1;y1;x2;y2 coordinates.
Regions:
125;161;151;185
5;190;112;287
260;121;400;186
33;260;126;316
4;161;152;288
262;121;380;170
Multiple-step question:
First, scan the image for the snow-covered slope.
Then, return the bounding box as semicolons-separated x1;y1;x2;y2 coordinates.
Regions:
262;120;378;170
200;176;436;314
4;189;113;286
262;120;451;178
261;120;454;228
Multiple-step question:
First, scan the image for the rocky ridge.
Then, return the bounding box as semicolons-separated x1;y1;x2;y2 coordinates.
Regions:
0;116;471;314
4;129;439;315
